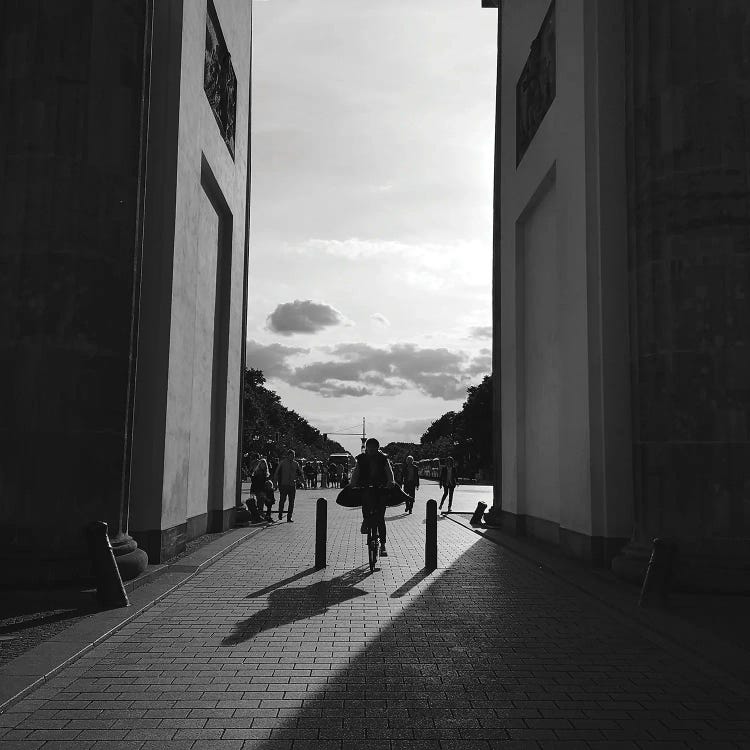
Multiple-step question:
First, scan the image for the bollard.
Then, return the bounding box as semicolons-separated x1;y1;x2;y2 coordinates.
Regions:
639;538;677;608
470;501;487;526
87;521;129;608
315;497;327;569
425;498;437;571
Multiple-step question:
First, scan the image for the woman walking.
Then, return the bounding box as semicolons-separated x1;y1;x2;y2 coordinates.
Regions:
438;456;458;513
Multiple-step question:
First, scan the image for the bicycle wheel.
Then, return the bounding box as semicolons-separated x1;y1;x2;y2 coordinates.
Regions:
367;527;378;572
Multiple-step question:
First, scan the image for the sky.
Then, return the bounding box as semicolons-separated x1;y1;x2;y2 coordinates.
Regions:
248;0;497;457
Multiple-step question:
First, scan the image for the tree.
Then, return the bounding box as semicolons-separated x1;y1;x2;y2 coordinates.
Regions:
412;374;494;479
241;368;345;462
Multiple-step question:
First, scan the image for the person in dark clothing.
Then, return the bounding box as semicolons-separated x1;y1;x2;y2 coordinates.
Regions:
439;456;459;512
349;438;395;557
401;455;420;514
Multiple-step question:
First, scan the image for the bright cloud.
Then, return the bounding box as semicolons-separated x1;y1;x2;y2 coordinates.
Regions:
266;299;350;336
371;313;390;326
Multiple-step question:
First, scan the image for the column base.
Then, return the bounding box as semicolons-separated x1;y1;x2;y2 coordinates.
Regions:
612;538;750;593
110;533;148;581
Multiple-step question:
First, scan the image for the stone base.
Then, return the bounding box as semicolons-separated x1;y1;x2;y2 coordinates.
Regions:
612;538;750;593
110;533;149;581
486;508;627;567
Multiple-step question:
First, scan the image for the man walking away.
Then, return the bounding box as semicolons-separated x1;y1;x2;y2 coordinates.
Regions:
402;455;420;514
274;449;304;522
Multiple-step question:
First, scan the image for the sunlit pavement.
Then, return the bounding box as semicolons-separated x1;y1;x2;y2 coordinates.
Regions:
1;487;748;749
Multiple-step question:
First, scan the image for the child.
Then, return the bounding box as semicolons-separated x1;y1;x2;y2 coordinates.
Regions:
262;479;276;522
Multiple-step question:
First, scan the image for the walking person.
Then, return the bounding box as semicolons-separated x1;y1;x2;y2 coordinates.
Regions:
249;452;269;504
401;455;420;514
438;456;458;513
273;449;304;522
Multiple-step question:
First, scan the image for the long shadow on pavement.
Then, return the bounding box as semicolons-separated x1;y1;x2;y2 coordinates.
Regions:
246;538;750;746
223;566;372;646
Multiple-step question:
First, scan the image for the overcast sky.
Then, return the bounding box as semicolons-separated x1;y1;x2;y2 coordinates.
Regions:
248;0;497;456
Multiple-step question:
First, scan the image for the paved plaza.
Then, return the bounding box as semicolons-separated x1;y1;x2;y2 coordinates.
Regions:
1;486;749;749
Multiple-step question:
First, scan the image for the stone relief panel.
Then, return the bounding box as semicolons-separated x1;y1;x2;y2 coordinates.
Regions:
516;0;555;165
204;0;236;159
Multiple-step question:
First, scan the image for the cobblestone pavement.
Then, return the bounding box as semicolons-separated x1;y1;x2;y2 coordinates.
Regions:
1;489;748;749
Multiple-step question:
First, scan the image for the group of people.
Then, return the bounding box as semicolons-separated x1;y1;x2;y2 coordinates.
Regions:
242;441;460;560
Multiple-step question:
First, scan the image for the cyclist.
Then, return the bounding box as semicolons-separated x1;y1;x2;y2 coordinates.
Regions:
349;437;395;557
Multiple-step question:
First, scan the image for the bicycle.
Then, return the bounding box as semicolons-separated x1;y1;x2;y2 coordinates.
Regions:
346;485;387;573
363;503;381;572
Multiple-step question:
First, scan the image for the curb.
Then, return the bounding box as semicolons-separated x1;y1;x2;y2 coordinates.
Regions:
0;523;269;713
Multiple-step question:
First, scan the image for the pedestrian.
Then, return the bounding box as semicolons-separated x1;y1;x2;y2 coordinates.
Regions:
401;455;420;514
328;462;339;489
261;478;276;522
438;456;458;512
249;452;269;500
273;448;304;523
321;462;328;489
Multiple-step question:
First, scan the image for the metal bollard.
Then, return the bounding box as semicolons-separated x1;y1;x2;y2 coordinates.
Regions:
87;521;129;608
315;497;327;569
425;498;437;571
639;538;677;608
470;501;487;526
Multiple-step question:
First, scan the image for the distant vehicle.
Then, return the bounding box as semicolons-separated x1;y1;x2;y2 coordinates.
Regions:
328;452;356;471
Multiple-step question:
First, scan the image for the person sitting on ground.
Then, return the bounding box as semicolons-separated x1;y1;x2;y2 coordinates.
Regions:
349;437;395;557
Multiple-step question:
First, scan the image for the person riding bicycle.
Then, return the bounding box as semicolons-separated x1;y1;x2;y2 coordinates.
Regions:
349;437;395;557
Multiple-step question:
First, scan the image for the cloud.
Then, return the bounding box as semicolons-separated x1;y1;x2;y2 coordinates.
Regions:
281;342;490;400
294;238;490;290
245;339;308;379
470;325;492;339
371;313;390;326
266;299;350;336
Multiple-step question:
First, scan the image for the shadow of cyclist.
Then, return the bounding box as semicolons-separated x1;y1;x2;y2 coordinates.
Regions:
222;566;372;646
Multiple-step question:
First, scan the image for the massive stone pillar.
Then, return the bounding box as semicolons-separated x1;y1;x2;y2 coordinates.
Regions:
0;0;150;583
612;1;750;591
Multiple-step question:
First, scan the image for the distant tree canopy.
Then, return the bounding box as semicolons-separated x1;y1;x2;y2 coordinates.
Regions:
242;368;345;461
382;374;493;480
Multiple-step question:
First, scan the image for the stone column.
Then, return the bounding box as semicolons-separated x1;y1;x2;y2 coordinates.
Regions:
612;1;750;591
485;0;504;527
0;1;149;583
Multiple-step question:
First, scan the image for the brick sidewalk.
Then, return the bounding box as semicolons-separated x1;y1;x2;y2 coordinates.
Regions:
1;488;749;749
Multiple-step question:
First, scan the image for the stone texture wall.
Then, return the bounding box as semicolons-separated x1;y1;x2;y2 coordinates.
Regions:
627;1;750;553
0;0;147;582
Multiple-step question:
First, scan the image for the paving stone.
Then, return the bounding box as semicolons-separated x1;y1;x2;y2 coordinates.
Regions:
1;493;748;746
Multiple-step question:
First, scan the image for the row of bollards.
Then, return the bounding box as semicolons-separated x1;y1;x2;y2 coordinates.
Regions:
313;497;439;572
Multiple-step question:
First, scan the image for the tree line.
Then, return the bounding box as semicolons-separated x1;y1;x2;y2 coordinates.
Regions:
382;374;493;481
241;368;345;461
242;367;493;480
